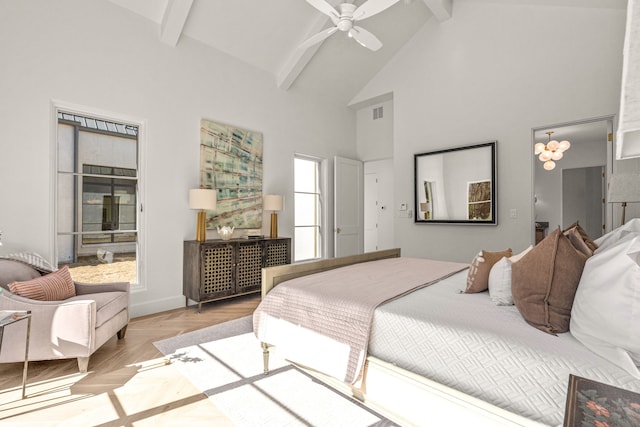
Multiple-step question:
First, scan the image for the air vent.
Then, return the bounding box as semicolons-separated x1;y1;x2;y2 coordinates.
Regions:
373;106;384;120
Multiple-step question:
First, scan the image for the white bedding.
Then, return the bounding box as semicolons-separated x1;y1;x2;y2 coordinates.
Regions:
254;257;467;384
369;270;640;426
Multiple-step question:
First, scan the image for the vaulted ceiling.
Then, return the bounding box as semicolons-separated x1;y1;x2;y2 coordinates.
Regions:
108;0;626;104
107;0;446;103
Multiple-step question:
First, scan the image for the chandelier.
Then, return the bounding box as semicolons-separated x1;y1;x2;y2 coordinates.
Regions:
534;131;570;171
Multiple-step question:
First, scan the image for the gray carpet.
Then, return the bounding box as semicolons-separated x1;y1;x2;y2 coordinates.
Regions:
154;316;397;427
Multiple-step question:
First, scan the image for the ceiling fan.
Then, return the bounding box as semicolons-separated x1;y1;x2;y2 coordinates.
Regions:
300;0;400;51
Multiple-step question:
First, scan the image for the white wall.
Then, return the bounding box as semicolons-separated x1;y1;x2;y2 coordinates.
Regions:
356;97;395;251
0;0;356;317
356;98;394;161
351;1;626;262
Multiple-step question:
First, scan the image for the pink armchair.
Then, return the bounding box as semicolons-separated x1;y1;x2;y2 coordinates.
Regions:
0;258;129;372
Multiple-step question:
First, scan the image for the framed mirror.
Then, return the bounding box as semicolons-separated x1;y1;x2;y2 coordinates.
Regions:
414;141;497;224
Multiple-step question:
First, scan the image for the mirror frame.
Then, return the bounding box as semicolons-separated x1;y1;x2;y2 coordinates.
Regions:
414;141;497;225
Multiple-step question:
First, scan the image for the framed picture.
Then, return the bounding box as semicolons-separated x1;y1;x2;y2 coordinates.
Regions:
467;180;492;220
414;141;497;224
200;119;263;229
563;374;640;427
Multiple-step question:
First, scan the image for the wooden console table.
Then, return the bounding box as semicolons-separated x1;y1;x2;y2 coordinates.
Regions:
183;237;291;312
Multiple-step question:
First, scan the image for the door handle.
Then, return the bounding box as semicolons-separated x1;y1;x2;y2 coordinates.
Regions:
336;227;341;234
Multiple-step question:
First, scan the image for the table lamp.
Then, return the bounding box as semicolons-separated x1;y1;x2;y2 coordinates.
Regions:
608;173;640;226
189;189;217;241
264;195;284;238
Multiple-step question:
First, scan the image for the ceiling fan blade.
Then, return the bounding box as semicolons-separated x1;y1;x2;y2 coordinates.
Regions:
353;0;400;21
305;0;339;20
299;26;339;50
350;26;383;51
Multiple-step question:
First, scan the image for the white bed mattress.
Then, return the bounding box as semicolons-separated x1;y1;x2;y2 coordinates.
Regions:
369;270;640;426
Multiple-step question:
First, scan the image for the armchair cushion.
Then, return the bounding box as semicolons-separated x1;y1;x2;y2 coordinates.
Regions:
8;265;76;301
67;288;129;328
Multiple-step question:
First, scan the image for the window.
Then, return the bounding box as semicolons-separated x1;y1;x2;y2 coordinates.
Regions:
294;156;322;261
81;165;137;244
56;110;140;284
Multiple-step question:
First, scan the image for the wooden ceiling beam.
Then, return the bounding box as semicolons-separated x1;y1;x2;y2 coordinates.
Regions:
277;12;333;91
421;0;452;22
160;0;194;47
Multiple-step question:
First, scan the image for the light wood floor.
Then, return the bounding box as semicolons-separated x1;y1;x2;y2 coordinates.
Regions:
0;295;261;426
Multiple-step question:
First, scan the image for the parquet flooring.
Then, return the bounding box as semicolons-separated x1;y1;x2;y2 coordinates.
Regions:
0;294;261;426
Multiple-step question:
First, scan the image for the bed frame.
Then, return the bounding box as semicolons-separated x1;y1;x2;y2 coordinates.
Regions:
260;249;548;427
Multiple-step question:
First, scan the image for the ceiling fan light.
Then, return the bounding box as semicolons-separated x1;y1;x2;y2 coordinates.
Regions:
544;160;556;171
338;19;352;31
534;142;545;155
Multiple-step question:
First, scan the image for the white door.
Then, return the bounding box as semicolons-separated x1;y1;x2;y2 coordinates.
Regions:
562;166;604;239
334;156;363;257
364;173;378;252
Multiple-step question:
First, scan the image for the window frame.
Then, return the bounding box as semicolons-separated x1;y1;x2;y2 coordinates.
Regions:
294;154;324;262
51;101;146;289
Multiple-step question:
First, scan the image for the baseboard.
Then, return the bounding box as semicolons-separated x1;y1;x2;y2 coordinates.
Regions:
129;295;186;318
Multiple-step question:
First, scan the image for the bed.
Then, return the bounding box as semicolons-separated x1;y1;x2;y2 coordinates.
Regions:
253;223;640;427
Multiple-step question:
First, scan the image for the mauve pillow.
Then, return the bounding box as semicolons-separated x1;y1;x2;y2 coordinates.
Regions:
564;227;593;257
563;222;598;253
8;265;76;301
511;228;588;334
465;248;512;293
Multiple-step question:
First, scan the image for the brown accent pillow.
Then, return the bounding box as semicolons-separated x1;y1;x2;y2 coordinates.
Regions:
563;222;598;252
564;227;593;257
8;265;76;301
511;228;588;334
465;248;512;293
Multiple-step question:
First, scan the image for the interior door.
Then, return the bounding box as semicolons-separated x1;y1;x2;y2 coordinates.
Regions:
364;172;378;252
562;166;604;238
334;156;363;257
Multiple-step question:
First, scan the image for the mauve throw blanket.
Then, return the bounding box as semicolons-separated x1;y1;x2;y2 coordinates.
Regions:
253;257;468;384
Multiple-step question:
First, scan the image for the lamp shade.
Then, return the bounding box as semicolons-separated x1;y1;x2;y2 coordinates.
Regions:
608;173;640;203
264;194;284;211
189;189;217;210
616;0;640;159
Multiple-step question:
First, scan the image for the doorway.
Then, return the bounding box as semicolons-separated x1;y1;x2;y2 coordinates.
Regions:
364;172;378;252
533;116;613;240
562;166;604;239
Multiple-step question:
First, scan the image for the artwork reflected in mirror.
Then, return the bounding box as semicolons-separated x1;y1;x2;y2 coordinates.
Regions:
414;141;497;224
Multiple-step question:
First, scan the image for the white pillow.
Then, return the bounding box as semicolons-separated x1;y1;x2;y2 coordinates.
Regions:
570;232;640;378
488;246;532;306
594;217;640;252
488;257;513;305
